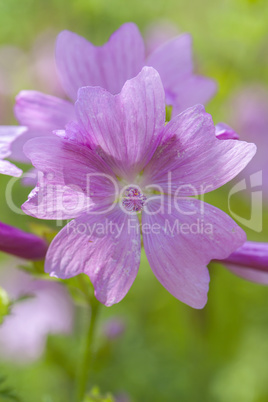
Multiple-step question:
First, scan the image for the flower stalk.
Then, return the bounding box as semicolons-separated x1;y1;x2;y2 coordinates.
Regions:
75;292;100;402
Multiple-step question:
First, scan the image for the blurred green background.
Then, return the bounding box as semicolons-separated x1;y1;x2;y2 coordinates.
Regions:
0;0;268;401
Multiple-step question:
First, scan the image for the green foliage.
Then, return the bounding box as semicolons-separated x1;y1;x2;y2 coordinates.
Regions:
0;376;22;402
83;387;115;402
0;287;10;324
0;0;268;401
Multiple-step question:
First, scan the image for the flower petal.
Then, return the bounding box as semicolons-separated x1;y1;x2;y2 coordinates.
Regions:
0;126;26;159
172;75;217;115
21;167;38;187
225;265;268;285
142;105;256;196
215;122;239;140
218;241;268;284
222;241;268;271
22;178;89;220
146;34;216;111
0;160;22;177
0;126;25;176
0;265;73;363
0;222;48;260
15;90;75;129
45;208;141;306
10;128;50;163
76;66;166;180
146;34;192;104
22;136;117;219
56;23;145;100
11;92;74;163
142;196;246;308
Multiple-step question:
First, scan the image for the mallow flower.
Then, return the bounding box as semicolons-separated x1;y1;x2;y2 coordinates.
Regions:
0;126;25;176
215;122;240;141
11;22;216;164
217;241;268;285
0;261;73;363
0;221;48;260
22;67;256;309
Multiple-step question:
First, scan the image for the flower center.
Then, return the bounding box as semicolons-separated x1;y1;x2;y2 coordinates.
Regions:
122;186;147;213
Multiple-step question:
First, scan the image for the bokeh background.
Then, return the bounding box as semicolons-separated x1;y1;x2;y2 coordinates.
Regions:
0;0;268;401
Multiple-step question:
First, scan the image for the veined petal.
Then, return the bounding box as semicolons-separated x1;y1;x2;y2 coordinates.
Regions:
0;222;48;260
10;128;51;163
15;90;75;129
146;34;193;98
22;178;89;220
22;136;117;219
76;67;166;180
142;105;256;196
0;160;22;177
146;35;217;111
55;121;93;148
45;208;141;306
0;126;25;176
142;196;246;308
0;126;26;159
56;23;145;101
11;92;74;163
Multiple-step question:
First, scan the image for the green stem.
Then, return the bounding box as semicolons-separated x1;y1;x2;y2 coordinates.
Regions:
75;297;100;402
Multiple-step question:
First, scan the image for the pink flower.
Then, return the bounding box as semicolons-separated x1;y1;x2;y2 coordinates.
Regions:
0;261;73;363
227;85;268;197
218;241;268;285
215;123;240;140
56;23;216;114
0;126;25;176
11;22;216;163
102;318;126;340
0;222;48;260
22;67;256;309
